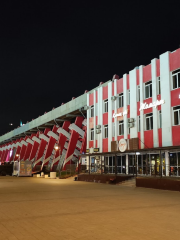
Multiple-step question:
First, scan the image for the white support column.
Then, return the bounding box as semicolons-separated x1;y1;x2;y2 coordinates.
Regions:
87;93;90;149
151;59;159;147
165;151;169;176
129;69;138;138
98;87;103;152
126;154;128;174
114;79;118;141
160;51;172;147
93;90;96;148
123;74;128;140
139;65;145;149
108;81;112;151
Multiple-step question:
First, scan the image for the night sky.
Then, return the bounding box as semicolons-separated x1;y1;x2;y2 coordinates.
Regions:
0;1;180;135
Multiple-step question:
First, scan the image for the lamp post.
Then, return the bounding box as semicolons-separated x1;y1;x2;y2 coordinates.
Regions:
54;144;61;179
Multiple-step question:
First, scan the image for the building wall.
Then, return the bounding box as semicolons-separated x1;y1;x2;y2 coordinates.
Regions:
87;48;180;152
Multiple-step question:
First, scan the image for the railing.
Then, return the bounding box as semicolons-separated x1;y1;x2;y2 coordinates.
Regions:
77;164;180;177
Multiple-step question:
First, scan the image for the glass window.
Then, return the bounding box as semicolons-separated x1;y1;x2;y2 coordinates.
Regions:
157;77;161;94
137;86;140;102
90;105;94;117
138;116;141;132
169;153;177;166
172;69;180;89
173;106;180;125
104;125;108;138
159;110;162;128
105;157;108;165
145;81;152;99
119;93;123;108
128;90;130;105
90;128;94;140
118;121;124;135
146;113;153;130
104;99;108;113
109;157;112;166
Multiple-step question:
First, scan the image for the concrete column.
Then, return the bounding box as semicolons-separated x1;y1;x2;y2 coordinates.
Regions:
129;69;138;138
93;90;96;148
98;87;103;152
123;74;128;139
114;79;118;141
139;65;145;149
165;151;169;176
126;154;128;174
151;59;159;147
160;51;172;146
87;93;90;149
108;82;112;151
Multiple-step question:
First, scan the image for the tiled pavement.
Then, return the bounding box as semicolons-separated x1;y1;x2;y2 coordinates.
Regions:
0;176;180;240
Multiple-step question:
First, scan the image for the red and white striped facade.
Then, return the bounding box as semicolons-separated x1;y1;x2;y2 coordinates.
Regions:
86;49;180;152
0;117;87;172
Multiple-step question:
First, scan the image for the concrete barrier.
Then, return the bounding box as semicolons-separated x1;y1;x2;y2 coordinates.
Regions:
50;172;56;179
37;174;40;178
45;175;49;178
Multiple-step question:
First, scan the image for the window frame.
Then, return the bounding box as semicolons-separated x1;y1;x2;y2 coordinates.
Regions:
118;93;124;108
158;110;162;128
138;115;141;132
137;85;140;102
104;125;108;138
90;105;94;118
172;69;180;90
118;120;124;136
90;128;94;140
144;81;152;99
157;77;161;95
104;99;108;113
173;106;180;126
145;113;153;130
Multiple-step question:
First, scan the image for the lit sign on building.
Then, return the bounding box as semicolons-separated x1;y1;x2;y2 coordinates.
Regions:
139;99;165;111
113;110;128;119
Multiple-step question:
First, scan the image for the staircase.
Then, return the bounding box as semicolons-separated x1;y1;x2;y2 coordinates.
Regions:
119;177;136;187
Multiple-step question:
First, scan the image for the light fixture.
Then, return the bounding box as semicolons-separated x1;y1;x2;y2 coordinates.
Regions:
54;144;60;151
136;152;140;155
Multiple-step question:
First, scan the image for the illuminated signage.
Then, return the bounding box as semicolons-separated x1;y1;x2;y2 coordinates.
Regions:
93;148;99;152
113;110;128;119
139;99;165;111
119;139;127;152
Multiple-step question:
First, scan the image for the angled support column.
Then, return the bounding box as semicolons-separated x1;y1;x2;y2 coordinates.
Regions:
32;128;50;171
51;121;71;171
63;116;84;170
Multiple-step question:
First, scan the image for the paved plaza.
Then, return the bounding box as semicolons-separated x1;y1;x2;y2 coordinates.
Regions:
0;176;180;240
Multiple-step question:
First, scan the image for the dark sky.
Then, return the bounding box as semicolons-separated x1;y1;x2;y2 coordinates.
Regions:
0;1;180;135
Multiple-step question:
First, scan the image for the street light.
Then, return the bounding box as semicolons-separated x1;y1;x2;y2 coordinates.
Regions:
54;144;61;179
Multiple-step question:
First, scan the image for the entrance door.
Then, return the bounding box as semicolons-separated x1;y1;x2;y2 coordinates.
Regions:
151;154;161;175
